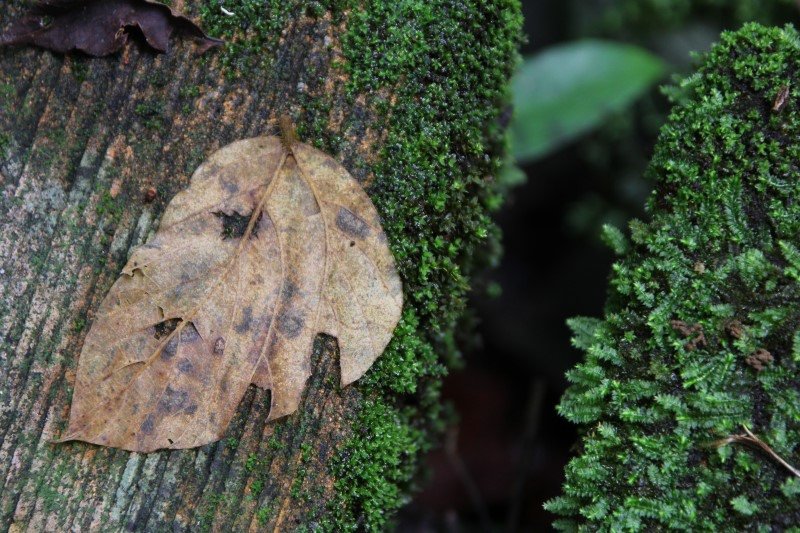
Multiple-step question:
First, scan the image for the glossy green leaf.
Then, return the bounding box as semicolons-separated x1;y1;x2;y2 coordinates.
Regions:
511;40;666;163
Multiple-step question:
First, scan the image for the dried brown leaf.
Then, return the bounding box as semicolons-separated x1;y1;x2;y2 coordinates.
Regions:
0;0;222;56
58;136;403;452
745;348;773;371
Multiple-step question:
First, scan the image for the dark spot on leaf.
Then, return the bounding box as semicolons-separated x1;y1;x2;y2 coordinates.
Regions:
350;241;355;247
221;179;239;194
277;311;304;338
158;386;189;414
185;402;198;415
153;318;181;340
167;438;174;445
161;337;178;360
181;321;201;342
282;281;298;299
140;414;155;434
213;210;262;240
177;359;194;373
335;207;370;239
213;337;225;355
235;307;253;333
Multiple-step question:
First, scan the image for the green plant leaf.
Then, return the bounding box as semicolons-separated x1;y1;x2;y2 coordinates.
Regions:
511;40;666;163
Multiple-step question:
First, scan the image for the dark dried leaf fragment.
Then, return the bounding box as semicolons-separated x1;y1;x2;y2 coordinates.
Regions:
0;0;222;56
772;84;790;112
745;348;773;372
670;319;706;351
724;319;744;339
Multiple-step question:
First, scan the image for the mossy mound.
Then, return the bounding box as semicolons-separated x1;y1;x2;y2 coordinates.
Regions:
329;1;523;529
548;23;800;530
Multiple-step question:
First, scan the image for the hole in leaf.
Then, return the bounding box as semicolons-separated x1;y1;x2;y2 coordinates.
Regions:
213;210;262;239
153;318;181;340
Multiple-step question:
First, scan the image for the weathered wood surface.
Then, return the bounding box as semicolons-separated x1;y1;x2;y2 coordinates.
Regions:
0;3;377;530
0;0;523;527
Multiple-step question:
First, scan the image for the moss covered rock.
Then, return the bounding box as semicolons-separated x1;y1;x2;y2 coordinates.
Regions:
548;23;800;530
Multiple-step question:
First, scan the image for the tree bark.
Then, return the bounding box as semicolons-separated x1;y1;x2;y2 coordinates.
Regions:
0;1;521;530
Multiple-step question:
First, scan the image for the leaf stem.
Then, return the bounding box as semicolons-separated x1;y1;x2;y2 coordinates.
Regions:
714;424;800;478
279;115;297;154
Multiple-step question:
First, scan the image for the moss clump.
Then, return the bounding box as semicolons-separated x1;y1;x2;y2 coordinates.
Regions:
324;0;522;530
198;0;350;77
565;1;800;242
197;0;297;76
548;24;800;530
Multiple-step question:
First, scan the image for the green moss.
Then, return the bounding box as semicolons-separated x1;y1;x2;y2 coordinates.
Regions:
549;24;800;530
250;478;264;497
68;316;84;333
179;84;200;100
327;399;424;529
0;83;11;159
197;0;350;78
244;453;259;472
197;493;233;532
256;504;273;525
134;100;166;131
0;131;10;159
565;0;800;245
95;190;123;224
323;0;522;530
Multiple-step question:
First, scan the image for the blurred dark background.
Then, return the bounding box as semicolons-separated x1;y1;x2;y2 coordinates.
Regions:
398;0;800;531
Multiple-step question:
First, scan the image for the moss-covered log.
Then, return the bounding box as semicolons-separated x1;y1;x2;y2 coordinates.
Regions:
548;23;800;530
0;0;522;530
